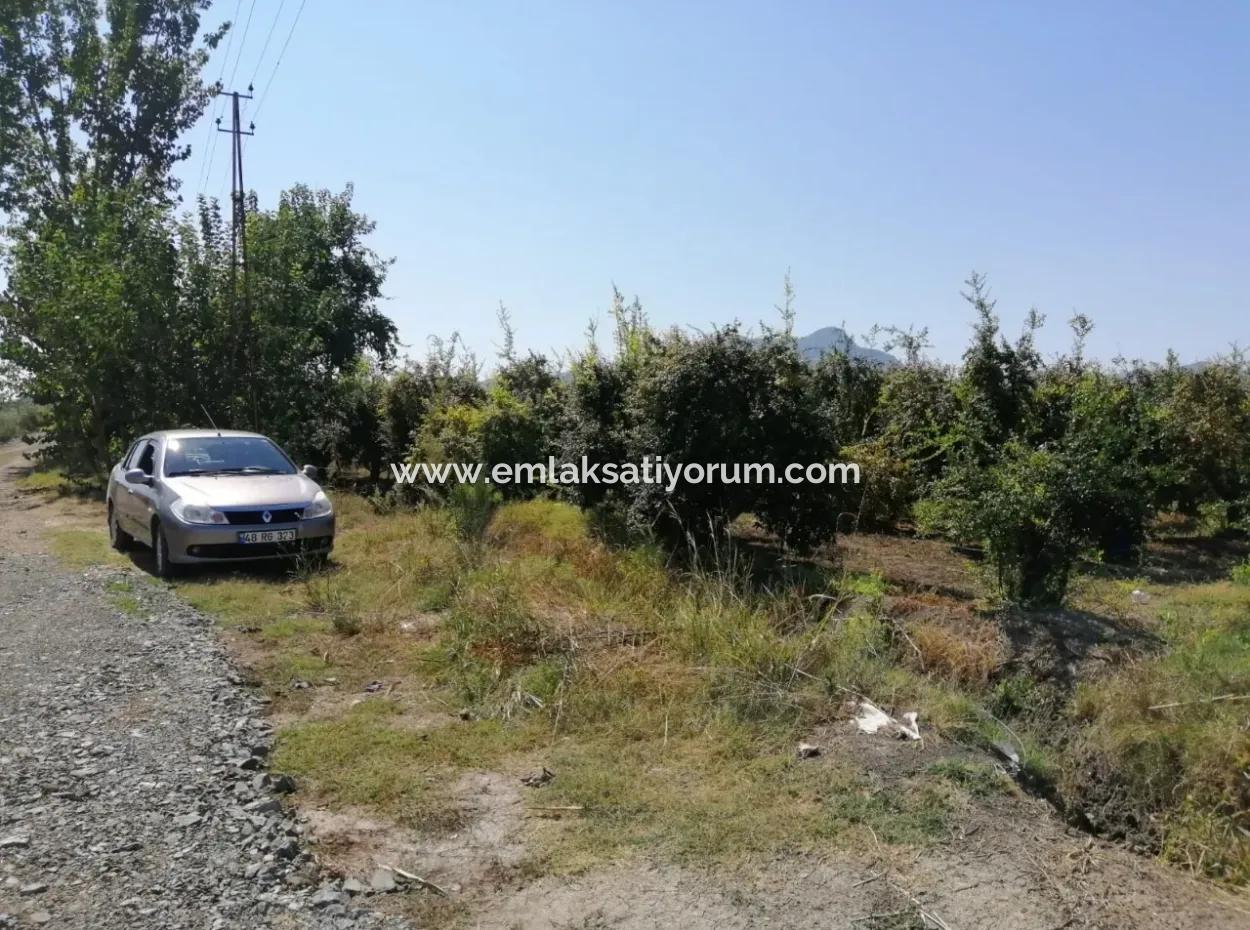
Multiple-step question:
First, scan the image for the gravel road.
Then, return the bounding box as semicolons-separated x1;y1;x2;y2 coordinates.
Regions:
0;521;412;927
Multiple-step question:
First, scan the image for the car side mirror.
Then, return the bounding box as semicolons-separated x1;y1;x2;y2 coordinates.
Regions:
124;468;152;486
301;464;319;480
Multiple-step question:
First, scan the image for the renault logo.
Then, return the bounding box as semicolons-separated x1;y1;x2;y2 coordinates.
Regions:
262;510;272;524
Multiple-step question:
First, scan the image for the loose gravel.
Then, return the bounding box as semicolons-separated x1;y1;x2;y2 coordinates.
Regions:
0;550;413;930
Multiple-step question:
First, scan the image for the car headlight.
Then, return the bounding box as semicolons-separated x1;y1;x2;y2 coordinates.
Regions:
303;491;333;519
171;499;229;525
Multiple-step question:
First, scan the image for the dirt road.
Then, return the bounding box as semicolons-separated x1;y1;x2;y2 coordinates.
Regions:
0;444;412;929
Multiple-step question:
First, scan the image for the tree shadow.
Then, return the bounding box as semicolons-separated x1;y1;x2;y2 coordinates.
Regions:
1078;534;1249;587
998;606;1162;690
124;544;337;586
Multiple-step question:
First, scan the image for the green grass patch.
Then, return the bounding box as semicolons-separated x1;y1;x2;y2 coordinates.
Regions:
17;467;69;493
174;574;303;627
48;529;124;569
106;579;144;617
48;488;1250;885
1060;580;1250;882
1229;559;1250;587
927;759;1011;798
272;701;534;830
528;725;954;869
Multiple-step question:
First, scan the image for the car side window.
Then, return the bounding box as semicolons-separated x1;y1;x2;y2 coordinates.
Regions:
125;441;149;470
135;443;156;476
121;442;140;470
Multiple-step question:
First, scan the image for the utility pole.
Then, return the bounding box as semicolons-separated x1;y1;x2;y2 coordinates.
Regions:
216;87;255;368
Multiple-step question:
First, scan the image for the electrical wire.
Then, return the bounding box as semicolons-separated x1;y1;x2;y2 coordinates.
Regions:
250;0;309;123
197;0;245;194
225;0;259;91
247;0;288;89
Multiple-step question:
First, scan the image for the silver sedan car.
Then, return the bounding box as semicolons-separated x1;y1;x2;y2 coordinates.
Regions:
106;430;335;577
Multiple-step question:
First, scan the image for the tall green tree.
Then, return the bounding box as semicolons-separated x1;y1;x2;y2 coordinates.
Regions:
2;183;184;469
161;185;399;464
0;0;223;218
1;0;223;469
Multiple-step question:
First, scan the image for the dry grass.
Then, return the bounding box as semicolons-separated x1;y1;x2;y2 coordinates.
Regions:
907;615;1006;686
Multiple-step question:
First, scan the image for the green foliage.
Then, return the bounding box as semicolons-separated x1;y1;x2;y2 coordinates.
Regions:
477;354;566;497
382;338;484;469
559;354;636;509
317;358;389;480
0;0;222;218
920;282;1164;605
200;185;397;463
0;359;27;402
841;438;919;530
1;8;396;474
1231;560;1250;586
872;361;959;488
414;403;486;473
448;481;502;541
813;351;885;446
2;183;186;471
955;273;1044;460
2;183;396;473
627;326;842;550
0;398;42;443
1152;357;1250;516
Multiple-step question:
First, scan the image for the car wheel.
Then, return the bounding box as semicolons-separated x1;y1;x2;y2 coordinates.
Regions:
152;522;178;579
108;504;134;551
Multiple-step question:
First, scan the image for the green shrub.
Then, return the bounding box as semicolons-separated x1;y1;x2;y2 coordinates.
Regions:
1231;560;1250;586
448;481;502;541
840;439;918;530
0;399;44;443
626;326;842;551
925;443;1082;606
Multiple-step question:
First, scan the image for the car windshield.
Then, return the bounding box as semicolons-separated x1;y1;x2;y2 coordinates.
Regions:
163;436;297;477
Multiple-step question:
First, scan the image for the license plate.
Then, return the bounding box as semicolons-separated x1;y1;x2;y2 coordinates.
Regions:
238;529;297;544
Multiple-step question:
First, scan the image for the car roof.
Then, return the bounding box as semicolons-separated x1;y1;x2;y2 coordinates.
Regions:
140;429;271;442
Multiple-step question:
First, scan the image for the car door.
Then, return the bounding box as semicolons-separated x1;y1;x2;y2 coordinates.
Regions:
131;439;163;541
111;441;139;514
118;440;158;538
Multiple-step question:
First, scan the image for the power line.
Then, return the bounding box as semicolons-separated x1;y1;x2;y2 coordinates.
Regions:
197;0;246;194
225;0;259;91
248;0;288;88
251;0;308;122
219;0;293;198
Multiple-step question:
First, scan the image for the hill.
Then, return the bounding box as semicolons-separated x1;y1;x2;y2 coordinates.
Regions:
794;326;897;365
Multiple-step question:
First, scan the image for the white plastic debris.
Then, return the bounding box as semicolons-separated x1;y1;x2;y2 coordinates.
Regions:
854;700;921;741
854;702;894;734
896;711;921;741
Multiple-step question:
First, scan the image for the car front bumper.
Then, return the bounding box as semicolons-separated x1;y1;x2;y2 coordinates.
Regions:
164;515;336;564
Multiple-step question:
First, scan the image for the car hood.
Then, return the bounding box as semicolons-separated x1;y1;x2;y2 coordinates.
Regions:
164;474;322;508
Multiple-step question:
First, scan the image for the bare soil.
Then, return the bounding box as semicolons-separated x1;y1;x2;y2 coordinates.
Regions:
0;441;101;554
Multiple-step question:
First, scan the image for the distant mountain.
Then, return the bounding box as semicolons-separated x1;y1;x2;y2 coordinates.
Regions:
794;326;897;366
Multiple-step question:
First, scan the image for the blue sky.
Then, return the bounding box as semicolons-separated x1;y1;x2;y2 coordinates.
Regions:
176;1;1249;367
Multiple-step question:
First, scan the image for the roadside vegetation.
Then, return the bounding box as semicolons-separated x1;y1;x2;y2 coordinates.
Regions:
103;485;1245;885
166;496;1001;870
0;398;41;444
